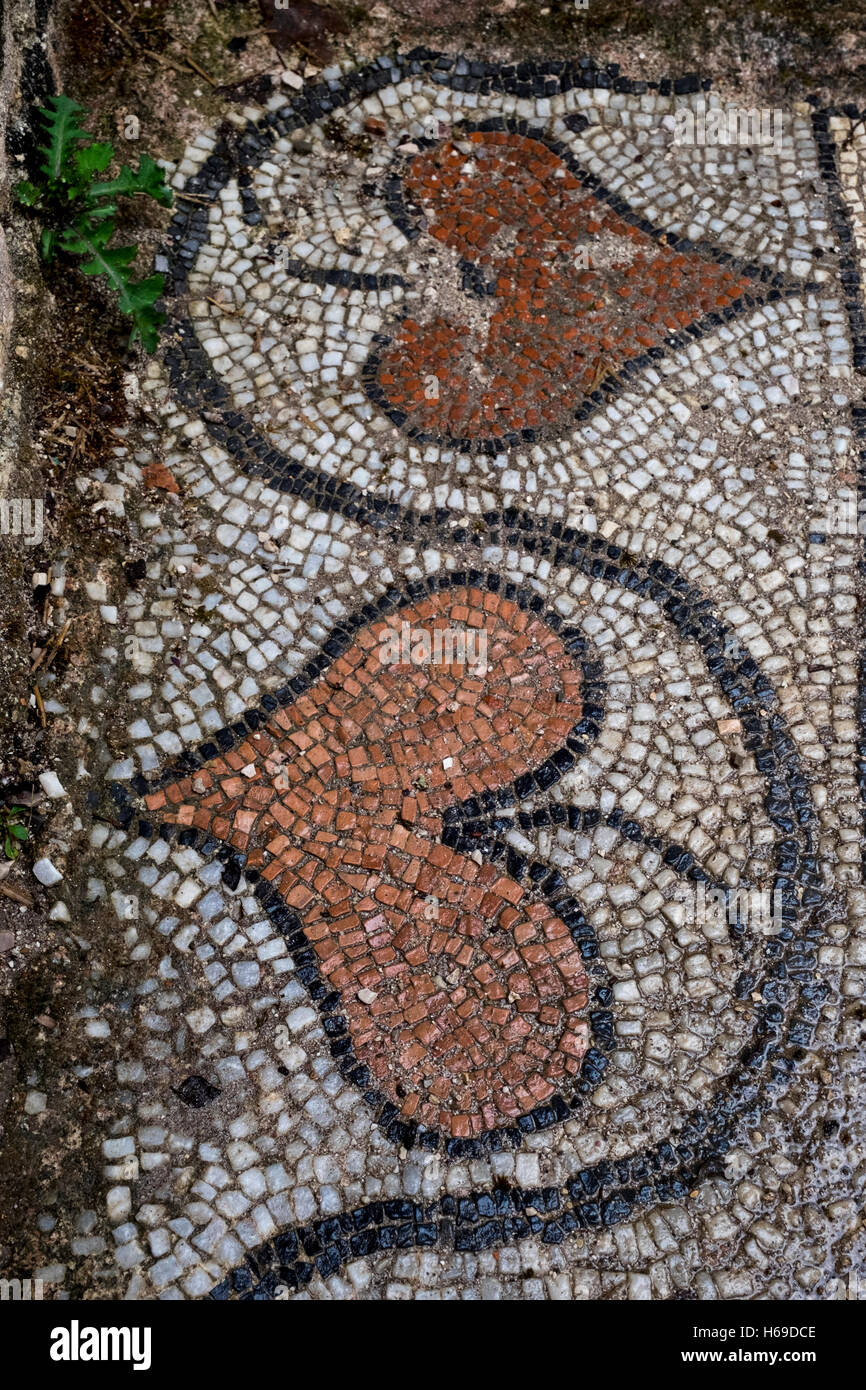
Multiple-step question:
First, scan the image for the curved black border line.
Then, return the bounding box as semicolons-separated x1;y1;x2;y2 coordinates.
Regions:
108;55;845;1288
134;573;619;1151
160;49;822;520
361;114;817;453
809;110;866;882
107;538;828;1292
129;568;779;1158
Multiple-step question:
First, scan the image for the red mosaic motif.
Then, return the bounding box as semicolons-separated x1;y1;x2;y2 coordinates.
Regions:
145;588;590;1137
374;131;753;440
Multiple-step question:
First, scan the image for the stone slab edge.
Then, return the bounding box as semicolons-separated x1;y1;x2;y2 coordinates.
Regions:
0;0;56;502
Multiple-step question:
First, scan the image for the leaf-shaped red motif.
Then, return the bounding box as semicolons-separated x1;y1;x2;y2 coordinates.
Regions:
371;131;753;442
146;586;590;1138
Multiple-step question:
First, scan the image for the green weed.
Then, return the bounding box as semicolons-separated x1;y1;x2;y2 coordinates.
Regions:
16;94;174;352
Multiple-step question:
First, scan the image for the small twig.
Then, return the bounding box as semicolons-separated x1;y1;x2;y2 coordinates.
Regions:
31;617;72;676
216;70;275;95
261;29;289;70
171;44;218;87
89;0;137;51
263;32;322;69
141;47;188;78
70;428;86;465
0;881;34;908
33;686;47;728
175;191;212;205
90;3;217;86
586;357;608;394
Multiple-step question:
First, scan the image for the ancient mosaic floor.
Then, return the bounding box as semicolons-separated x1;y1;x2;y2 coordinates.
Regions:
22;54;866;1300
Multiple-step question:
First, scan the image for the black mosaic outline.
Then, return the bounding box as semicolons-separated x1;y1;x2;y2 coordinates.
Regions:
161;50;822;515
125;572;616;1153
262;253;405;296
119;562;776;1158
109;532;827;1276
443;791;772;960
361;114;815;453
205;746;826;1301
117;57;840;1281
809;110;866;881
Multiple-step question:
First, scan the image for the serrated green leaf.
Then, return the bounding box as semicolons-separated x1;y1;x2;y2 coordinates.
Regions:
135;153;174;207
38;93;92;183
59;225;165;352
25;93;169;352
118;272;163;313
3;834;17;861
15;179;42;207
58;218;115;257
127;302;164;354
86;202;118;222
74;141;113;182
90;152;173;207
121;272;165;354
80;244;137;279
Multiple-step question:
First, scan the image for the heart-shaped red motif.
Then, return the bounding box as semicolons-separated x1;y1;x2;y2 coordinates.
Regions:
370;130;753;443
146;586;591;1138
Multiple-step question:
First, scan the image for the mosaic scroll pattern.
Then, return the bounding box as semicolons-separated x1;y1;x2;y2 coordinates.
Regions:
31;57;866;1300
